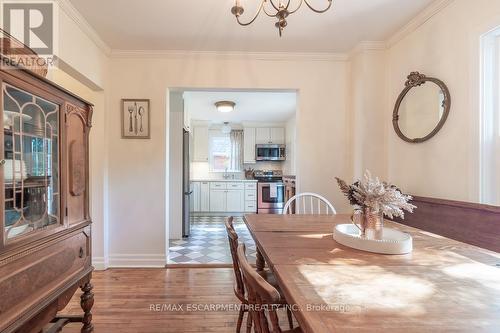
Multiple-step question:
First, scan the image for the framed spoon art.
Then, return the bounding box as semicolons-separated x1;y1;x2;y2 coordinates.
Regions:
121;99;150;139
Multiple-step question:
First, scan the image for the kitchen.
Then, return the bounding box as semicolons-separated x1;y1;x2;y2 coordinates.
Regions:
168;90;297;265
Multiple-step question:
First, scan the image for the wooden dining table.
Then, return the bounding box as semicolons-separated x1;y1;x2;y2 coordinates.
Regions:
243;214;500;333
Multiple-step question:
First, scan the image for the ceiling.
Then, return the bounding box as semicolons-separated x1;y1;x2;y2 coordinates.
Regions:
183;90;297;123
68;0;435;53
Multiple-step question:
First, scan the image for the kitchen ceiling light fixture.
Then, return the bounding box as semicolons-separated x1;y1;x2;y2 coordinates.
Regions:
231;0;333;37
215;101;236;113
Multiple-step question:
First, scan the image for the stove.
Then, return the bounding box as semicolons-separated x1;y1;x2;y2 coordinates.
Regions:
253;170;283;182
253;170;285;214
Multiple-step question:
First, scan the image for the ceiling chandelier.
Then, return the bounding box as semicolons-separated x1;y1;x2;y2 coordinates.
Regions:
231;0;333;37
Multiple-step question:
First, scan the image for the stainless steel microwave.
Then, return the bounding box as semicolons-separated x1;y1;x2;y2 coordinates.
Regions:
255;144;286;161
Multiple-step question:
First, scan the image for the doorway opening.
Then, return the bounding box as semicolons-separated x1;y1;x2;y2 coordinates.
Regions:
168;89;298;265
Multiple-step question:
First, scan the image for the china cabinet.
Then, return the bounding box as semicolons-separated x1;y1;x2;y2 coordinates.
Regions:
0;57;94;332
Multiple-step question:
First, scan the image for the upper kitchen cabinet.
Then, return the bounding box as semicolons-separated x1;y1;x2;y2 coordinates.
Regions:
255;127;285;144
270;128;285;144
243;127;256;163
192;126;209;162
255;128;270;144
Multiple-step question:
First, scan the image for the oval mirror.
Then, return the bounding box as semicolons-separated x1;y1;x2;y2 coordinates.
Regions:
393;72;451;143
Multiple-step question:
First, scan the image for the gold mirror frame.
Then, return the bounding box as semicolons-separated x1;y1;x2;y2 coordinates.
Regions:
393;72;451;143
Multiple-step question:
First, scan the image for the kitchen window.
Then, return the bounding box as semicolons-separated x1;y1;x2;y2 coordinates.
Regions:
209;129;243;172
209;133;231;172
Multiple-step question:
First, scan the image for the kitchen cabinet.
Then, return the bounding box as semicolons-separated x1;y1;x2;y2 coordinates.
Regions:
255;128;271;144
193;126;209;162
226;189;244;212
194;181;257;213
200;182;210;212
255;127;285;144
209;189;227;212
270;128;285;144
245;183;258;213
243;127;256;163
190;182;201;212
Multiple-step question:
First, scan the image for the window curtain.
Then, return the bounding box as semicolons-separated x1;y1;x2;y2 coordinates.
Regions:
230;130;243;171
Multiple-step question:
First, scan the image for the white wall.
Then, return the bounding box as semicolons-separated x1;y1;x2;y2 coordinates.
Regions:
106;54;351;265
386;0;500;203
349;47;387;179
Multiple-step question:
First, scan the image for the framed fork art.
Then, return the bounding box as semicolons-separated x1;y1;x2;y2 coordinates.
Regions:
121;99;151;139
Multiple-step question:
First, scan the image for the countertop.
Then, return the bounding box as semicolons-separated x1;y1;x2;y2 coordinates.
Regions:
191;179;258;183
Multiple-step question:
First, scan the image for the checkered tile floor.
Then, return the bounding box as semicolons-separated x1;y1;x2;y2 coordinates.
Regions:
168;216;257;265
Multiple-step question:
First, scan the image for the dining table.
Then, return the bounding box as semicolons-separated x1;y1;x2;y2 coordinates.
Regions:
243;214;500;333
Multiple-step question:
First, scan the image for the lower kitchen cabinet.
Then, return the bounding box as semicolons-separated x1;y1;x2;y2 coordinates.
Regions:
200;182;210;211
226;189;244;212
209;189;226;212
192;181;257;213
190;182;200;212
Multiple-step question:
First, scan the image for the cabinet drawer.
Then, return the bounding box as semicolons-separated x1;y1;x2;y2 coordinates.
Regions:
0;229;90;329
210;182;227;189
245;202;257;212
245;191;257;201
245;182;257;190
227;182;244;190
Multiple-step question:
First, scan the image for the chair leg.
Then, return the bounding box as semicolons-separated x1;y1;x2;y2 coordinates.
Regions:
286;308;294;329
236;307;245;333
246;310;253;333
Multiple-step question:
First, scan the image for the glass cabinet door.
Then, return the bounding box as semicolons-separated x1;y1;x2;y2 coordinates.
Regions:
3;83;60;241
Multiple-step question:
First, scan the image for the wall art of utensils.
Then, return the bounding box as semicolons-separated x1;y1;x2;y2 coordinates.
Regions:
121;99;150;139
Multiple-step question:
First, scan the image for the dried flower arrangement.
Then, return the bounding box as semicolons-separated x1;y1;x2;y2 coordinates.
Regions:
335;171;416;219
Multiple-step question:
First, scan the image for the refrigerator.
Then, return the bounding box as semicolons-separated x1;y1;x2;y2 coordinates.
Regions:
182;129;191;237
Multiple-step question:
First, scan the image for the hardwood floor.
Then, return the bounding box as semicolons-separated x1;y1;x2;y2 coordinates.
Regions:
60;268;242;333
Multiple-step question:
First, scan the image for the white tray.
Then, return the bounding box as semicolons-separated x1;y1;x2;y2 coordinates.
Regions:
333;224;413;255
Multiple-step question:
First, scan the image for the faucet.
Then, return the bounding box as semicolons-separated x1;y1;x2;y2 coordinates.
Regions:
223;168;230;179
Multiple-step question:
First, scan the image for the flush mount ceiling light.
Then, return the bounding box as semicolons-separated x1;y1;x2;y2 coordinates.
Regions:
215;101;236;113
231;0;333;37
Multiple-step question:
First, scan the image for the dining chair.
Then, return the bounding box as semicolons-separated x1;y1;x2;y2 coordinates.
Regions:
283;192;337;215
225;217;293;333
236;243;302;333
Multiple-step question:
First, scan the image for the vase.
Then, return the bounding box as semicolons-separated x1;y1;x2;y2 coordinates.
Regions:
352;208;384;240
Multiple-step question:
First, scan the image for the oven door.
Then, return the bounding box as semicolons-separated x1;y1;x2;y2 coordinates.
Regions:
258;183;285;210
256;145;286;161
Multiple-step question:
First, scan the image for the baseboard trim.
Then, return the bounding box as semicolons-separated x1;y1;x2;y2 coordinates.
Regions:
92;256;109;271
108;254;167;268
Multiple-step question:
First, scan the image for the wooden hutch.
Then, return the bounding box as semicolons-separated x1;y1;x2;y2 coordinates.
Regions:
0;51;94;332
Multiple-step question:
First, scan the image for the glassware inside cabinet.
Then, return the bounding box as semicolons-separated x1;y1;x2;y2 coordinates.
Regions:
3;84;60;240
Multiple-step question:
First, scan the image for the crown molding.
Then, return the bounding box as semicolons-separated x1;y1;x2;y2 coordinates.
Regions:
110;49;349;62
56;0;111;55
349;41;387;58
386;0;455;48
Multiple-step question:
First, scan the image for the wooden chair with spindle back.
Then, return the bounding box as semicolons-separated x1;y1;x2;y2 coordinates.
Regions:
283;192;337;215
225;217;294;333
236;243;302;333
